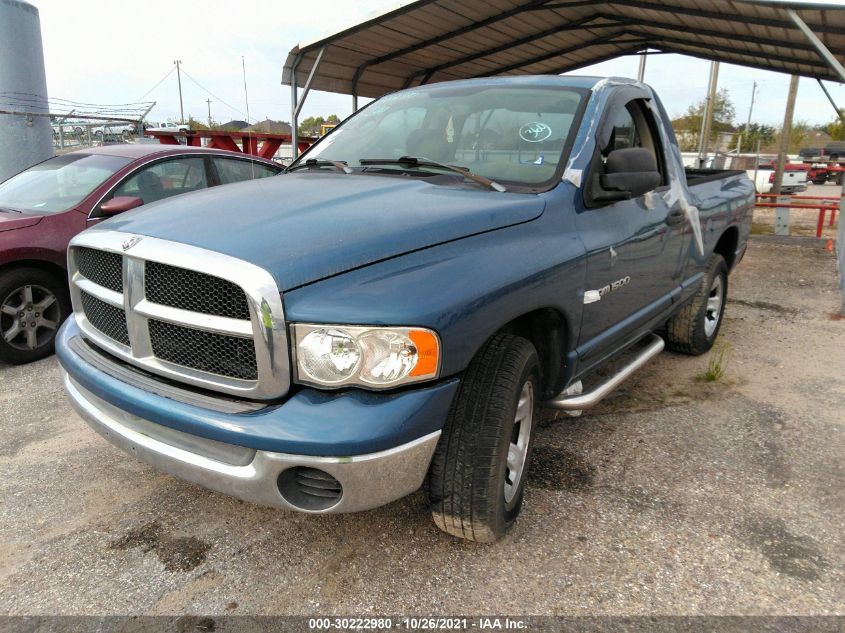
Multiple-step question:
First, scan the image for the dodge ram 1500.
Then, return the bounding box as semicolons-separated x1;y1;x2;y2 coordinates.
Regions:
56;76;753;541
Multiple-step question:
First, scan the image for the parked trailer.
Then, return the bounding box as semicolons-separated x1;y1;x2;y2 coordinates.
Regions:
146;129;317;161
799;159;845;185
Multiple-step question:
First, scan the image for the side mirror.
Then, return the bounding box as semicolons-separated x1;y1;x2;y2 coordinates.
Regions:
597;148;661;201
100;196;144;215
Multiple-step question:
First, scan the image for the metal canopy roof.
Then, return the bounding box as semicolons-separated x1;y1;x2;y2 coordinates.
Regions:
282;0;845;100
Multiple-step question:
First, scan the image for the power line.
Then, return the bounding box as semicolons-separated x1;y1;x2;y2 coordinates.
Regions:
0;93;152;114
179;65;252;122
0;91;152;108
136;66;176;102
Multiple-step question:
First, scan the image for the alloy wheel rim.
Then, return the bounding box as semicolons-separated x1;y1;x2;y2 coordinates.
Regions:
504;380;534;504
0;284;61;351
704;275;724;338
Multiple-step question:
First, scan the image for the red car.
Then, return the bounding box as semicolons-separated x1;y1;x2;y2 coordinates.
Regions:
0;145;282;364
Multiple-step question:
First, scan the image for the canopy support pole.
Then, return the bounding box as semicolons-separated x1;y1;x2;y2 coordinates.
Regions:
290;47;325;160
788;8;845;83
289;55;301;160
294;47;326;120
772;75;800;196
637;50;647;81
697;61;719;168
817;79;845;124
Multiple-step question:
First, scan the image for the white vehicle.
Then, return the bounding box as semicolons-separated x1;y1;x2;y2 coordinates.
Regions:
145;122;190;132
747;163;808;194
94;123;138;140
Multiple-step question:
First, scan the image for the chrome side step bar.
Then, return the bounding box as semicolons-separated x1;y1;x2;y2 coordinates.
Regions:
544;334;665;411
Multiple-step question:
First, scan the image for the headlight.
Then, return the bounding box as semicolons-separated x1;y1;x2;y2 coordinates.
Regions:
293;324;440;389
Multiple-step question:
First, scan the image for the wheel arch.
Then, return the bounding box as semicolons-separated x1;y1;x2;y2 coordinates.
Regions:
713;226;740;271
0;258;68;285
494;307;570;401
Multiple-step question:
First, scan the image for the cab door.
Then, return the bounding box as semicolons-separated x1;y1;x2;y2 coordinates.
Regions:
575;98;687;368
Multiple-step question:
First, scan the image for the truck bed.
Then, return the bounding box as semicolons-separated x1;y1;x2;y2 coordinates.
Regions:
685;168;747;186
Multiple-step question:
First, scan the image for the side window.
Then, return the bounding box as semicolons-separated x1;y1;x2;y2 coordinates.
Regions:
95;157;208;217
606;100;667;184
213;158;279;185
607;105;641;152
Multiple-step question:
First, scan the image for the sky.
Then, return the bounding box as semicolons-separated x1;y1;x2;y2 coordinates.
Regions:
28;0;845;132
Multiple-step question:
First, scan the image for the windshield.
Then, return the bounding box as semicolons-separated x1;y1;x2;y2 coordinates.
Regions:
300;83;586;188
0;153;131;214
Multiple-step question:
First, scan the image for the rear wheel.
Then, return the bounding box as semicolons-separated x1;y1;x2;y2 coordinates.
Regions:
429;333;539;542
665;254;727;355
0;268;70;365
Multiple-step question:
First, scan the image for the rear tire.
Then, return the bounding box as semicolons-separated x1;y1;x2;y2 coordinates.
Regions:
665;254;727;355
429;333;539;542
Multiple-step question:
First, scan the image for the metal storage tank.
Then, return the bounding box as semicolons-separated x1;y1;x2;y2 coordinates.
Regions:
0;0;53;183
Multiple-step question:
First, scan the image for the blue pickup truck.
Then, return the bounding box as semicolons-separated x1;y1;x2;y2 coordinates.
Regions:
57;76;753;542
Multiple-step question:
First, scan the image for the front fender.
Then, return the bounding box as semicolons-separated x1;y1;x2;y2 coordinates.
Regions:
284;202;586;378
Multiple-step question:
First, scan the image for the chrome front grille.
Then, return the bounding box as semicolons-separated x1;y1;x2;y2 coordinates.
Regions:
145;261;251;319
68;230;289;400
75;247;123;293
148;319;258;380
80;291;129;346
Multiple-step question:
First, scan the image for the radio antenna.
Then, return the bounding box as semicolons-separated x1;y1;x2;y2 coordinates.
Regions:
241;55;251;124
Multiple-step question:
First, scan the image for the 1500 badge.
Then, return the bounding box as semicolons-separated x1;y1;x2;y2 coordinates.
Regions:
584;276;631;304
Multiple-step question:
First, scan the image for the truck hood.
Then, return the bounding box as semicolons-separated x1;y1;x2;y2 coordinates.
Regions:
99;172;545;290
0;211;42;233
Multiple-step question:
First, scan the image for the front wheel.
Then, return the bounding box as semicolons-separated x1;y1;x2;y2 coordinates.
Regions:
0;268;70;365
429;333;539;542
665;254;728;355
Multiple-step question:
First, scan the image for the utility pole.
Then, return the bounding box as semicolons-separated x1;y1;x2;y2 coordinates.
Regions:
737;80;757;154
697;61;720;168
206;98;212;127
772;75;800;195
174;59;184;124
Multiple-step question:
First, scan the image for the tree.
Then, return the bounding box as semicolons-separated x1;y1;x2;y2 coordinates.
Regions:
773;119;811;154
671;88;736;151
186;115;209;131
734;122;776;153
298;114;340;136
824;111;845;141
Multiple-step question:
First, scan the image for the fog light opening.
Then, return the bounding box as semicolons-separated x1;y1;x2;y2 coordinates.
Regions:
277;466;343;511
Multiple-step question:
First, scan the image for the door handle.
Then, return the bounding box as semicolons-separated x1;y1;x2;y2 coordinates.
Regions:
665;209;686;226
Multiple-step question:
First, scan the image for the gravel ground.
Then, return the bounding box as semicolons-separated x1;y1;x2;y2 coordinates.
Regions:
0;235;843;617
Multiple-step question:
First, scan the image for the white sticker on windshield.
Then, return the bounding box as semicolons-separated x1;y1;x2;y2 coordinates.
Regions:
519;122;552;143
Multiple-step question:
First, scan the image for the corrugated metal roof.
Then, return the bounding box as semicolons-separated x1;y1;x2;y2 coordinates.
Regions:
282;0;845;99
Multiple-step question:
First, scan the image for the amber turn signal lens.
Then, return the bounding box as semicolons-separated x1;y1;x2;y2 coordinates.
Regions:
409;329;439;377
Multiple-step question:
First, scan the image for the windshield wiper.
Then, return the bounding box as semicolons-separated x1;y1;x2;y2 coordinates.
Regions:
359;156;507;192
0;206;22;214
287;158;352;174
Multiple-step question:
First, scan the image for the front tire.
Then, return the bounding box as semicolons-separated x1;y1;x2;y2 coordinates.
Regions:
0;267;70;365
665;254;728;355
429;333;539;542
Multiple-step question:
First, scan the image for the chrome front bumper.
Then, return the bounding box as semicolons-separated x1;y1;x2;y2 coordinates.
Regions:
63;372;440;513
